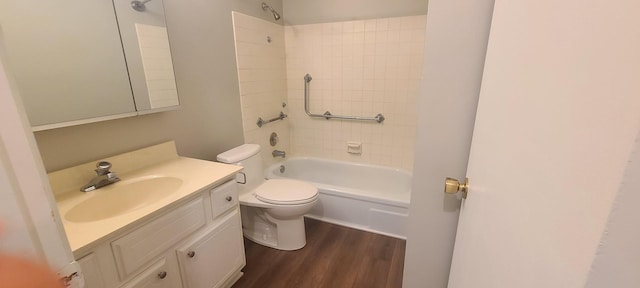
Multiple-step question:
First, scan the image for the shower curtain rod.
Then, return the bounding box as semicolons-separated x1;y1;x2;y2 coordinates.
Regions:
303;73;385;123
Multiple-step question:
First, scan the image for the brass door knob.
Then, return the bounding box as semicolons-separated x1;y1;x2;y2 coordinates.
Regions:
444;177;469;199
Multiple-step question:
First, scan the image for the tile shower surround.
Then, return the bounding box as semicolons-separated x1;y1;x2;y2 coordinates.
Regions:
233;12;290;168
233;13;426;171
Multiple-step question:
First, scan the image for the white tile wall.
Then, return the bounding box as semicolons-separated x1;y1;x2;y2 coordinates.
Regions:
232;12;290;167
233;13;426;171
285;15;426;171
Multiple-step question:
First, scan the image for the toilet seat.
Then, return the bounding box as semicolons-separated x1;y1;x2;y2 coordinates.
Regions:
254;179;318;205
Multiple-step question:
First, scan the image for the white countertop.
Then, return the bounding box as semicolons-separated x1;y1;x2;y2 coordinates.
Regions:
55;157;241;252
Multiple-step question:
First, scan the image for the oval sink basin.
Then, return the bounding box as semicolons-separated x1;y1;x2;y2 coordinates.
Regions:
65;176;183;223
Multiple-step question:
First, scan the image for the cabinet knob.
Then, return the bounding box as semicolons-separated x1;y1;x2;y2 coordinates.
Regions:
225;196;233;202
157;271;167;279
187;251;196;258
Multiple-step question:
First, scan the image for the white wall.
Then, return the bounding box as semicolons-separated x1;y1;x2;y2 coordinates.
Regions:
402;0;494;287
283;0;427;25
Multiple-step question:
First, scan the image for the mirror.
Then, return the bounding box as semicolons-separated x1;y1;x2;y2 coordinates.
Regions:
113;0;179;112
0;0;179;130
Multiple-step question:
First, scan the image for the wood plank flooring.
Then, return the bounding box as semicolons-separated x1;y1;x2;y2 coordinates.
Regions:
232;218;406;288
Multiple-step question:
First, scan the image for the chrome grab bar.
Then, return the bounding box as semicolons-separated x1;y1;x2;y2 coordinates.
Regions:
303;73;385;123
256;111;287;127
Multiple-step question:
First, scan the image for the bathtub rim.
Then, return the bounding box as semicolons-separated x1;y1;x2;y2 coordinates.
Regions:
265;157;412;209
270;156;412;175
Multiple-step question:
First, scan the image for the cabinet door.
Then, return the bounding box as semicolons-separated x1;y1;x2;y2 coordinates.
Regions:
176;209;245;288
121;258;181;288
77;253;106;288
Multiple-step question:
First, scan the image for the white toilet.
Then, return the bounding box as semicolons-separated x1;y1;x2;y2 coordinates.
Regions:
217;144;318;251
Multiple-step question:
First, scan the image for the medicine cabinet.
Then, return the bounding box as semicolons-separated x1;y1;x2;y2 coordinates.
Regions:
0;0;179;131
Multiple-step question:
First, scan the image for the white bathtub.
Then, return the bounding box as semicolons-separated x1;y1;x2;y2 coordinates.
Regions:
265;157;412;239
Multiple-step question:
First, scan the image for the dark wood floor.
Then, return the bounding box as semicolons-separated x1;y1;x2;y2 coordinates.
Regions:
232;218;406;288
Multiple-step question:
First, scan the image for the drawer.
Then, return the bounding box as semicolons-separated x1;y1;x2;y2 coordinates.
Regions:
120;258;181;288
210;180;238;219
112;197;206;280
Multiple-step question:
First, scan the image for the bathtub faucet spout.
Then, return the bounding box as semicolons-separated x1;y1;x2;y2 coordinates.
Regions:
272;150;286;158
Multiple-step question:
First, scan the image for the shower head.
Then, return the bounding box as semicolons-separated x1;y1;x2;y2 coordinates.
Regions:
261;2;281;21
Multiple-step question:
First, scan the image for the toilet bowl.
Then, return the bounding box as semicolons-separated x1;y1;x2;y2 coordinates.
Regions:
217;144;318;250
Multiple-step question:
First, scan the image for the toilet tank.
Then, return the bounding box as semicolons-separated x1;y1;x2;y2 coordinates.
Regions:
217;144;264;188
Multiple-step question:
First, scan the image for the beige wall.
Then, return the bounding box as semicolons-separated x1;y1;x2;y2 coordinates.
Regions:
232;12;290;168
285;16;426;171
34;0;283;172
283;0;427;25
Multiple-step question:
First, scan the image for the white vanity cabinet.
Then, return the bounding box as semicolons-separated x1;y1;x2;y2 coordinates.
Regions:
76;179;245;288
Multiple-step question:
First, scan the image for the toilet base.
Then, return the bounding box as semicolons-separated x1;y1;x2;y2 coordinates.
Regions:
240;206;307;251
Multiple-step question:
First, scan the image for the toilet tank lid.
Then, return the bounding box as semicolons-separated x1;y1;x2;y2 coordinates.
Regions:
217;144;261;163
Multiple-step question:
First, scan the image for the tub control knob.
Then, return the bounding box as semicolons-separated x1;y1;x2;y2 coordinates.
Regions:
444;177;469;199
187;251;196;258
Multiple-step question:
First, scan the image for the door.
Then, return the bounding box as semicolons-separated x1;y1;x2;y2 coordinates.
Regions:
448;1;640;287
0;37;81;285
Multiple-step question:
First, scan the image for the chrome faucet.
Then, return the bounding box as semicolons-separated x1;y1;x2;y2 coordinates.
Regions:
272;150;286;158
81;161;120;192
